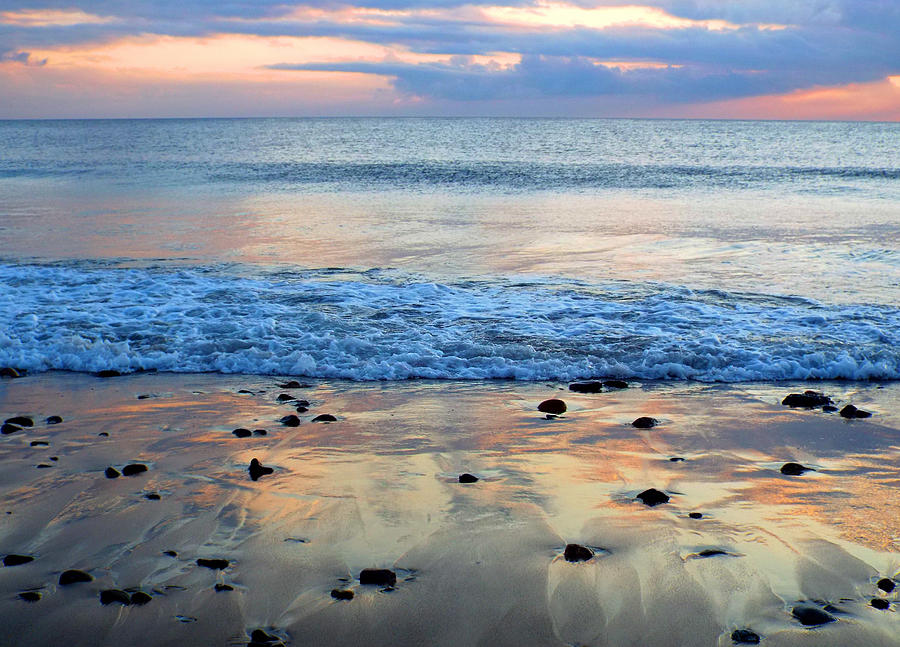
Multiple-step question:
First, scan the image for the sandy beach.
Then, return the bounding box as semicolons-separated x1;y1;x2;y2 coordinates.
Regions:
1;372;898;646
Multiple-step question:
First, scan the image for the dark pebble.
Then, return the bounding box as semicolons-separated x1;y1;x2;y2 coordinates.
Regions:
215;583;234;592
569;381;602;393
30;441;49;446
249;458;274;481
36;463;52;468
840;404;872;419
3;554;34;566
196;558;229;570
563;544;593;562
312;414;337;422
276;393;296;402
1;423;23;435
632;416;659;429
95;370;121;378
5;416;34;427
695;549;728;558
278;381;302;389
689;512;703;519
130;591;152;605
782;392;832;408
792;605;835;626
232;428;252;438
279;414;300;427
295;406;308;413
105;467;120;479
122;463;148;476
669;457;685;462
877;578;895;593
98;432;109;437
458;473;479;483
59;569;93;585
636;488;669;506
538;399;567;415
871;598;890;610
359;568;397;586
250;629;283;645
603;380;629;389
45;416;63;425
0;367;22;378
731;629;761;644
144;493;161;500
237;389;254;394
18;591;41;602
331;588;354;600
50;456;58;461
163;550;177;557
253;429;267;436
822;405;838;412
780;462;813;476
99;589;131;605
137;394;151;399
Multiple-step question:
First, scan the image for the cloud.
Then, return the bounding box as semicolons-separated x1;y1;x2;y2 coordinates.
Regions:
0;49;47;65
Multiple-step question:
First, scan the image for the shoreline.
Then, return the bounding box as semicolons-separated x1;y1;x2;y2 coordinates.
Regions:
2;372;899;646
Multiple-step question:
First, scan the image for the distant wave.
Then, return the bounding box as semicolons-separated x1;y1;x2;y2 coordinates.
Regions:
2;263;898;382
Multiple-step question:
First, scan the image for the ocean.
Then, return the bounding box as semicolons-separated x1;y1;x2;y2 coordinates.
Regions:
1;117;898;381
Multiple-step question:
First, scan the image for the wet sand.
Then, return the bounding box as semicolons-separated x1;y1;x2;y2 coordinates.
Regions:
1;372;899;646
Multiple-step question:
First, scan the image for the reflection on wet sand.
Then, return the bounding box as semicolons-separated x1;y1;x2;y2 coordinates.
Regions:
1;373;899;645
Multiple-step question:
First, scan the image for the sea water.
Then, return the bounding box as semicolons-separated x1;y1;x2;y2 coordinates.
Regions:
0;118;898;381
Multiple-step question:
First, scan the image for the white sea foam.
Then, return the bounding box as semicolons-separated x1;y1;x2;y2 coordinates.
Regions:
1;263;898;382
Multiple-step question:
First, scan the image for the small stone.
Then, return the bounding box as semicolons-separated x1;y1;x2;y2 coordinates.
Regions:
36;463;52;468
780;462;812;476
95;370;121;378
196;558;229;570
250;629;283;644
5;416;34;427
871;598;890;610
689;512;703;519
840;404;872;419
636;488;669;506
276;393;296;402
822;405;838;412
249;458;274;481
0;367;22;378
232;428;252;438
295;406;309;413
538;399;567;415
3;554;34;566
49;456;58;461
1;423;23;435
632;416;658;429
603;380;628;389
331;588;354;600
782;392;832;408
669;457;685;462
122;463;148;476
563;544;593;562
695;549;728;558
144;493;161;500
279;414;300;426
45;416;63;425
105;467;120;478
215;583;234;592
237;389;254;394
163;550;177;557
59;569;93;585
253;429;267;436
359;568;397;586
18;591;41;602
98;432;109;437
137;394;151;399
312;414;337;422
99;589;131;605
458;473;479;483
130;591;152;605
30;441;49;446
569;381;602;393
792;605;835;626
877;578;895;593
279;381;302;388
731;629;761;644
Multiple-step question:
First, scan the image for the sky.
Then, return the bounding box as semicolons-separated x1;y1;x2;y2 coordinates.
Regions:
0;1;898;119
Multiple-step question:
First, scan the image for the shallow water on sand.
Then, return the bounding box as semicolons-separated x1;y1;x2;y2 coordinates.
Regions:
1;373;899;646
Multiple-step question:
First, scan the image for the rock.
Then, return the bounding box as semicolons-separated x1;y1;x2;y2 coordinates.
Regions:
237;389;254;394
137;394;151;399
144;493;161;500
669;457;685;462
312;414;337;422
0;367;22;378
5;416;33;427
689;512;703;519
840;404;872;419
632;416;659;429
253;429;268;436
59;569;93;585
99;589;131;605
1;423;22;435
278;381;302;389
215;583;234;592
877;578;895;593
130;591;152;605
695;549;728;558
3;554;34;566
98;432;109;437
95;370;121;378
18;591;41;602
295;407;308;413
780;462;812;476
563;544;593;562
782;392;832;408
249;629;283;646
731;629;761;644
36;463;52;468
458;473;479;483
163;550;177;557
331;588;354;600
603;380;629;389
196;558;229;570
792;605;835;626
636;488;669;506
279;414;300;427
232;428;252;438
276;394;296;402
105;467;120;479
30;441;49;446
822;405;838;412
45;416;63;425
249;458;274;481
569;381;602;393
359;568;397;586
122;463;148;476
871;598;890;610
538;399;567;415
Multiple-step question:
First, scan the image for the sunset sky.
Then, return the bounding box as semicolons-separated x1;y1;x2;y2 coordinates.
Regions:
1;1;898;119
